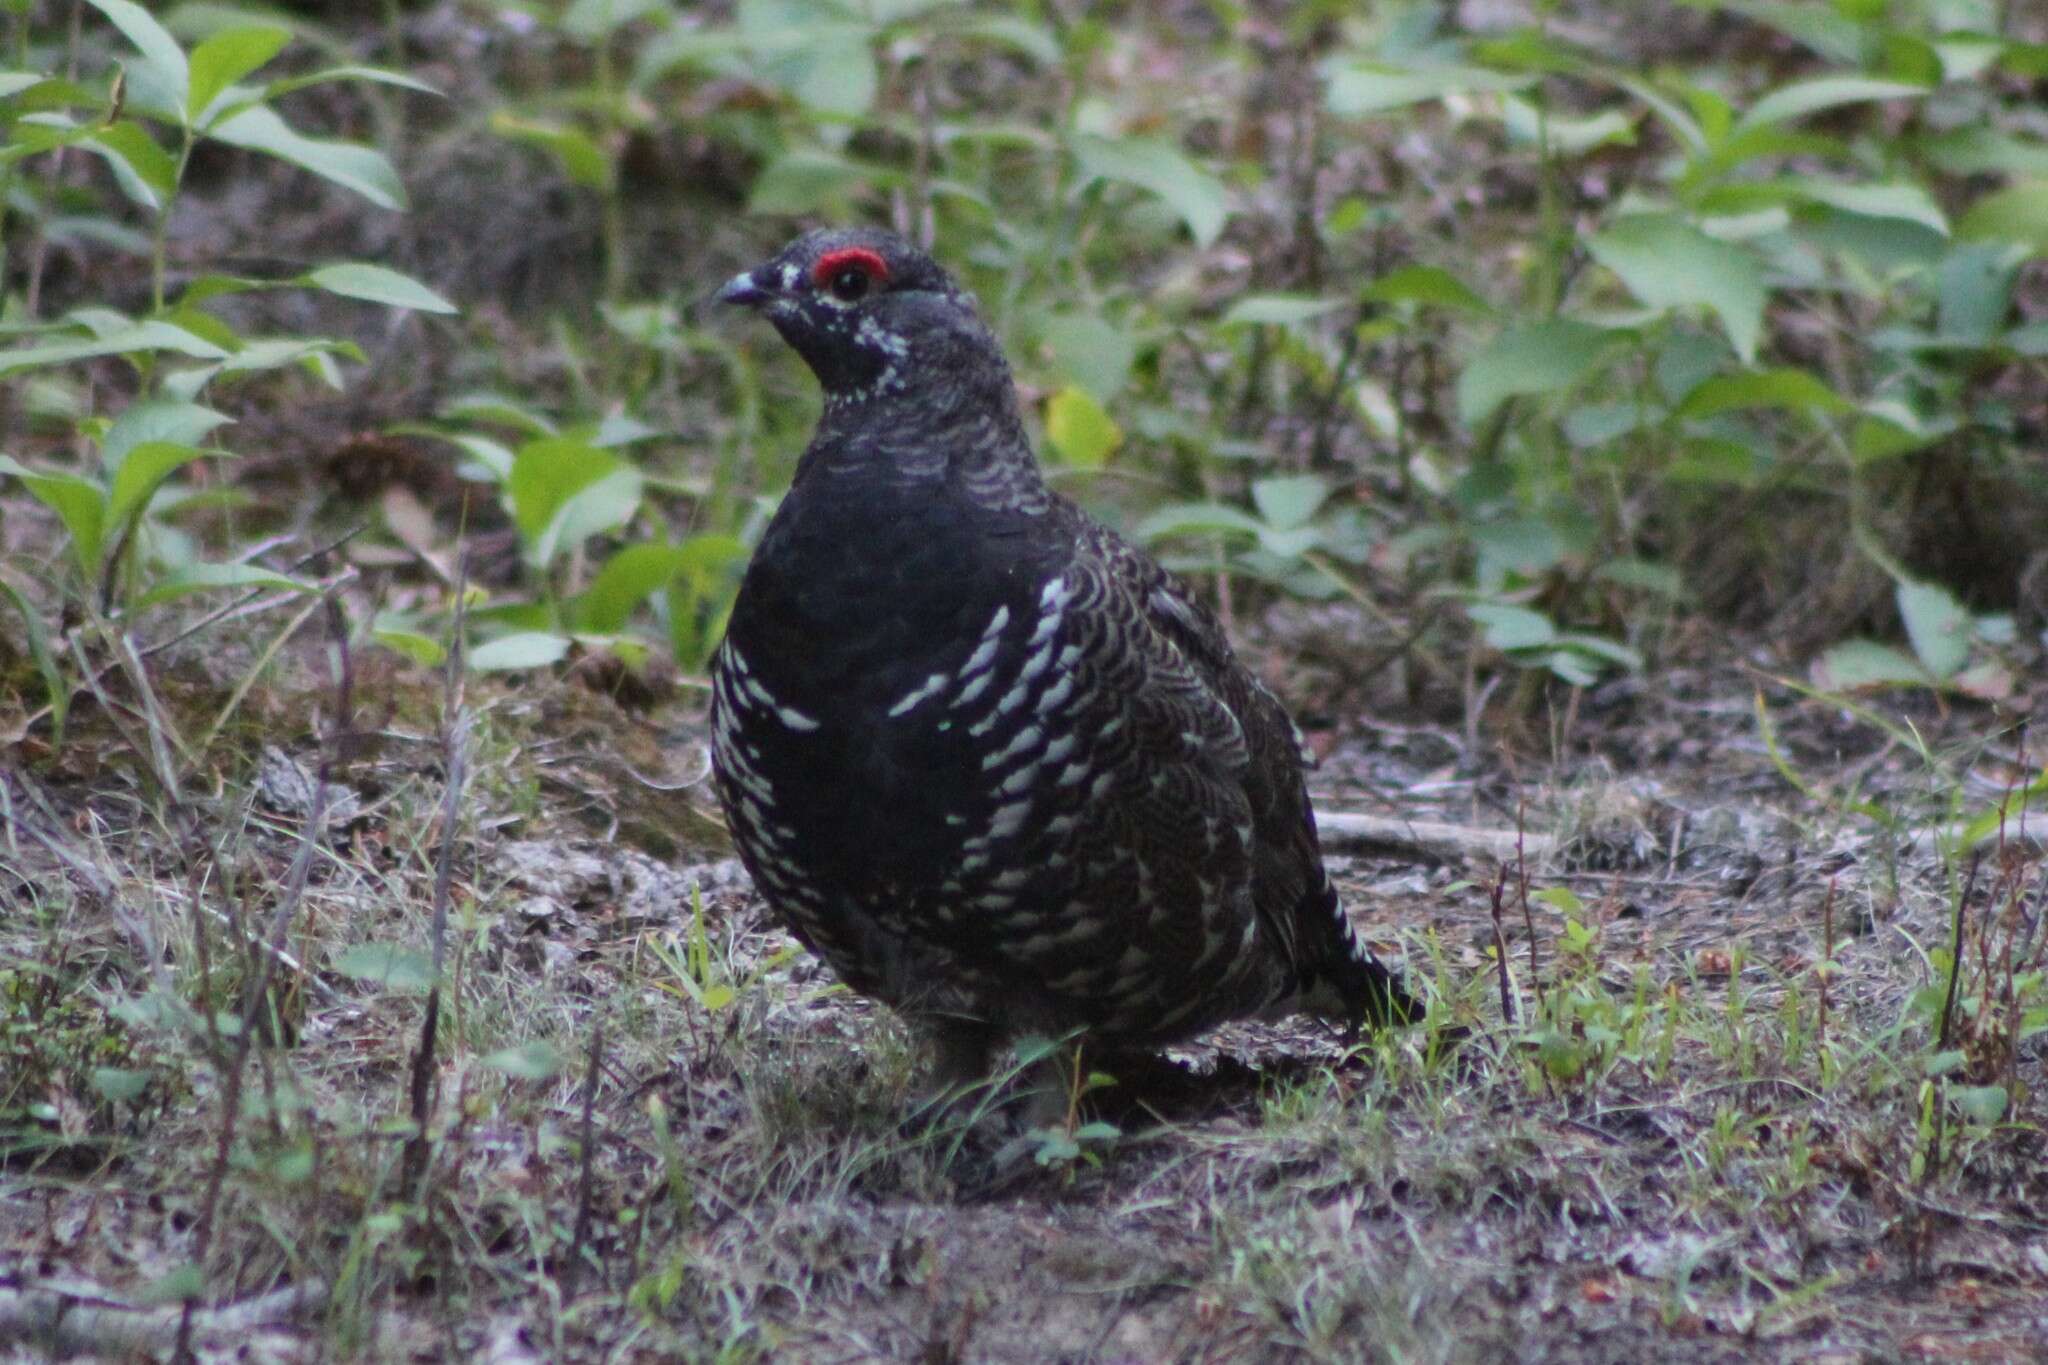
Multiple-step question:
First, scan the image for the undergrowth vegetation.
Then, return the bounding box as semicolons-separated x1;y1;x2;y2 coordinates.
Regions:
2;0;2045;1359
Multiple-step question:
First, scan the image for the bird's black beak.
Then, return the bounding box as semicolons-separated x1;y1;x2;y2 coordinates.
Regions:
716;269;771;308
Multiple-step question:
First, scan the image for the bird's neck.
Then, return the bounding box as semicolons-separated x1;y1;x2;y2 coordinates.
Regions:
805;352;1053;513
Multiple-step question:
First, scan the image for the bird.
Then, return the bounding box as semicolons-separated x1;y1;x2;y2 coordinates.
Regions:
708;227;1414;1099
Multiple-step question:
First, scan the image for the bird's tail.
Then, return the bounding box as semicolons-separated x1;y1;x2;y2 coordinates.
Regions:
1295;878;1417;1029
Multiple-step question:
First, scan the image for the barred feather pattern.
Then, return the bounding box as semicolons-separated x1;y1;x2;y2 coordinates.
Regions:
708;227;1410;1057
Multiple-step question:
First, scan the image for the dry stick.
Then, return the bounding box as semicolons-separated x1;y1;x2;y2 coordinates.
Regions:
564;1022;605;1304
403;544;471;1196
1487;865;1517;1026
1818;874;1836;1051
1516;800;1546;1014
1935;849;1980;1055
177;591;353;1364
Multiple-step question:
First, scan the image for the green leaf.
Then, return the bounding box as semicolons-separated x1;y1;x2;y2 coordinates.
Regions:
106;440;211;537
260;66;444;100
482;1040;564;1081
1811;640;1930;690
509;437;642;568
0;458;106;573
747;149;872;215
186;25;288;121
0;319;226;378
1468;603;1556;652
1362;265;1492;314
1032;311;1136;402
90;1067;153;1102
1456;319;1622;423
1588;214;1765;363
490;112;611;190
1221;294;1341;327
333;943;437;993
301;263;457;313
577;543;688;634
86;121;178;207
1043;386;1121;469
1896;579;1971;681
1796;181;1949;236
1134;502;1271;544
1736;76;1930;131
561;0;668;39
1951;1085;2008;1125
132;561;313;610
85;0;189;113
467;631;572;672
1675;367;1849;419
104;401;230;466
1322;60;1533;116
1250;475;1330;531
371;625;446;667
1957;181;2048;253
207;105;407;210
1501;95;1636;155
1072;135;1228;248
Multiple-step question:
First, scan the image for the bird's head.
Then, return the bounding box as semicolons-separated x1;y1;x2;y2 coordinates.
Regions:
716;228;999;407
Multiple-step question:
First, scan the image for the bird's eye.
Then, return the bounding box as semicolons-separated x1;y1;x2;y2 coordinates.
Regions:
828;266;870;301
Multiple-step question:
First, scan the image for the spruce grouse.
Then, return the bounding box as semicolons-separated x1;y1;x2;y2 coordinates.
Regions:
710;227;1413;1087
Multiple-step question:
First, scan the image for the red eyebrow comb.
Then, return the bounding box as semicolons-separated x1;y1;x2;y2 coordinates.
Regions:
810;247;889;287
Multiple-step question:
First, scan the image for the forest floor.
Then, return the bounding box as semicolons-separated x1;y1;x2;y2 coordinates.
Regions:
2;607;2044;1363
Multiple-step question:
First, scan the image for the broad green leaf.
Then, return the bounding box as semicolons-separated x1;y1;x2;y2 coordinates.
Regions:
1072;135;1228;248
86;121;178;207
1455;319;1622;424
1675;367;1848;419
507;434;643;568
1250;475;1330;531
1322;61;1532;116
104;401;231;466
301;262;457;313
953;14;1059;65
1501;96;1636;155
0;73;49;99
1222;294;1342;327
468;631;572;671
747;149;872;215
483;1040;564;1080
1467;602;1556;651
1951;1085;2008;1125
1043;386;1121;469
439;392;557;436
187;25;288;120
1033;311;1136;402
1811;640;1929;690
1594;558;1687;599
577;543;688;633
333;942;437;993
491;112;611;190
106;441;211;533
131;561;312;609
85;0;189;112
1588;214;1765;363
1736;76;1929;132
1134;502;1271;544
1363;265;1492;314
561;0;668;40
371;624;446;667
1957;181;2048;252
91;1067;153;1102
1896;579;1970;680
1796;181;1949;236
208;105;406;210
0;458;106;573
261;66;444;100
